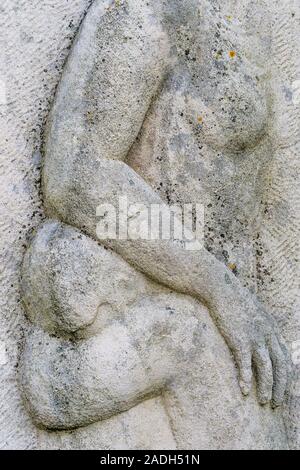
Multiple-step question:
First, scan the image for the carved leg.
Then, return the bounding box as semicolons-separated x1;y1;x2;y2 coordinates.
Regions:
21;220;153;336
20;221;288;449
21;287;203;431
20;220;192;430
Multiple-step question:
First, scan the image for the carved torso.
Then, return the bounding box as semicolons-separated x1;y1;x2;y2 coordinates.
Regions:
19;0;290;450
127;1;271;289
43;0;272;291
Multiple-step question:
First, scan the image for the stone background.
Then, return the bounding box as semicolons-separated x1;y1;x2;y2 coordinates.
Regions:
0;0;299;449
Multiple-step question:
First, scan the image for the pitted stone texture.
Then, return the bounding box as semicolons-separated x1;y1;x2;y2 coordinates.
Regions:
259;0;300;449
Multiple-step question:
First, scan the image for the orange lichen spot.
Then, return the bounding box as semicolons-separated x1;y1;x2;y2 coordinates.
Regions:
197;116;203;124
229;50;236;59
228;263;237;271
86;110;95;123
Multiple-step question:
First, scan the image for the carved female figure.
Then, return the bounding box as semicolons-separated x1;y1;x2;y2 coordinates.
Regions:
20;0;289;448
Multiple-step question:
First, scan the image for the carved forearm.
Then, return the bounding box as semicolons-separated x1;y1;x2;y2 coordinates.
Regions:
44;156;247;318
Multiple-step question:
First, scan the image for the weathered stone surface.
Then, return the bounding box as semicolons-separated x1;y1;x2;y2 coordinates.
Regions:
0;0;299;449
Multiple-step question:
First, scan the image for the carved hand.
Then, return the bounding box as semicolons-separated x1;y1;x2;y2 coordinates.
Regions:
210;289;289;406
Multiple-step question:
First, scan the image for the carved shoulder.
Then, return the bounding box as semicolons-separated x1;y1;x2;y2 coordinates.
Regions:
43;0;170;215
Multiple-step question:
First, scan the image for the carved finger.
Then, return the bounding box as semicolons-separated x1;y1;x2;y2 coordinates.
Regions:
252;346;273;405
235;347;252;396
268;336;288;407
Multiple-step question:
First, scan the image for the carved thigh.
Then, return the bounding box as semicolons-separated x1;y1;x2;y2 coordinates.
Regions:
20;221;287;448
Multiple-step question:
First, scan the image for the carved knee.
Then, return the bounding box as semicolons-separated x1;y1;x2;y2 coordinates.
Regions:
20;220;167;429
21;220;150;335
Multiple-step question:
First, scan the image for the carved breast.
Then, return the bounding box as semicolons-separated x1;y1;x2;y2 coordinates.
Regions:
185;68;269;155
127;63;268;289
128;63;269;202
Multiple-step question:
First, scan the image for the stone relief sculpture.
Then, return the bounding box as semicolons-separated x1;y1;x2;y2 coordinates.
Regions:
17;0;296;449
